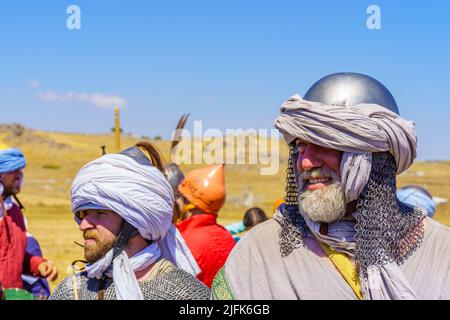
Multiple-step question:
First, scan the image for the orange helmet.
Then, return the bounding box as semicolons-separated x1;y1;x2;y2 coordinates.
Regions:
178;164;226;215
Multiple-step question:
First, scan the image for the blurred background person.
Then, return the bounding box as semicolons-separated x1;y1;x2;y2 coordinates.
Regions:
225;207;269;242
176;164;235;287
0;143;58;299
22;232;51;299
397;185;436;218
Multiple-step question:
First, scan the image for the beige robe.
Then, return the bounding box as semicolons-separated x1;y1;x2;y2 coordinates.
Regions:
212;218;450;300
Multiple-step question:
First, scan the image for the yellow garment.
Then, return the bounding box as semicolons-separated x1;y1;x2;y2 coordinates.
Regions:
318;242;363;300
181;203;196;214
176;203;196;222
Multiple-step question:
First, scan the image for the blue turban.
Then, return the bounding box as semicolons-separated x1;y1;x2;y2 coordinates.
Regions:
397;187;436;218
0;148;26;174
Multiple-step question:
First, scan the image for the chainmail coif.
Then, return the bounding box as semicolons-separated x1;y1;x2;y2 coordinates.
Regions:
278;148;425;272
278;143;308;257
354;151;424;275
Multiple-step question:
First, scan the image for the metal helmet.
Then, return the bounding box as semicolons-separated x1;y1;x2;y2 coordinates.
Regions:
303;72;400;114
166;162;185;197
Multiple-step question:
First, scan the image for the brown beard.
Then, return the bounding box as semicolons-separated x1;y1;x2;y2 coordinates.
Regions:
83;230;117;263
1;182;21;198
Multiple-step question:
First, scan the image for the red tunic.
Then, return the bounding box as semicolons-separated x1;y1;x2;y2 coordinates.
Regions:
177;214;235;287
0;203;45;289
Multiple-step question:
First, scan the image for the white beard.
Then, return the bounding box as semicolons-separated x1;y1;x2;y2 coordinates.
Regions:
297;167;346;223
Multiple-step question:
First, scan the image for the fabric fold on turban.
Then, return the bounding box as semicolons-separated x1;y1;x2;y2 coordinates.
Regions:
274;94;417;202
71;153;201;299
0;148;26;174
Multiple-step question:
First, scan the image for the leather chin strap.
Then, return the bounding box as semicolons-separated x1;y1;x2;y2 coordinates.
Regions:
112;221;139;260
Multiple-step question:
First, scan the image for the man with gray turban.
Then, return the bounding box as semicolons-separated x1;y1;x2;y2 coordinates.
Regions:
212;73;450;300
50;142;210;300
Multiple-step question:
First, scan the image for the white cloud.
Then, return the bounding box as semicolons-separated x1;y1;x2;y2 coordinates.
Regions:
29;80;40;88
37;91;127;109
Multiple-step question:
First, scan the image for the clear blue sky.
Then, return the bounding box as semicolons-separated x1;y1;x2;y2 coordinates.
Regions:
0;1;449;160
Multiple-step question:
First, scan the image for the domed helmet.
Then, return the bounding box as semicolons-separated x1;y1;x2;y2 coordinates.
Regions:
284;72;401;208
303;72;399;114
178;164;226;215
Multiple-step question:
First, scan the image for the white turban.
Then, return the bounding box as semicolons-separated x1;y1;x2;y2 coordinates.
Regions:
71;153;200;299
274;94;417;202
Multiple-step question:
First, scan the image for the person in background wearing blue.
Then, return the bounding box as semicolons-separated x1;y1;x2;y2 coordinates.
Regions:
22;232;51;299
225;207;268;242
397;185;436;218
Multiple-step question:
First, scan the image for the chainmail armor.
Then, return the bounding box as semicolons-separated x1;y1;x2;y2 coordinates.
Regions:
50;267;210;300
278;204;309;257
354;152;425;276
277;143;308;257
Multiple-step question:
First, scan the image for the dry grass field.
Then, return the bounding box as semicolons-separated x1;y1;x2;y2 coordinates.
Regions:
1;124;449;291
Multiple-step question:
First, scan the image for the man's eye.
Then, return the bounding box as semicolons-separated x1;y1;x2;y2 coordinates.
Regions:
76;212;85;220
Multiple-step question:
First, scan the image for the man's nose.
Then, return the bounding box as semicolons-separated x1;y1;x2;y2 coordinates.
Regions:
298;144;323;171
79;217;94;231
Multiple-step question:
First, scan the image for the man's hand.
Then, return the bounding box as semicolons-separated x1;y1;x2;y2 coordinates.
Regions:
37;260;58;282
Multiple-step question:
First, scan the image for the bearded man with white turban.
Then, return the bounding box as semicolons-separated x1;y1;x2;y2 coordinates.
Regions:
212;73;450;300
50;142;210;300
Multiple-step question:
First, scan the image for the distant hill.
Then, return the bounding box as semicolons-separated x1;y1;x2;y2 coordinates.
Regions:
0;123;288;215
